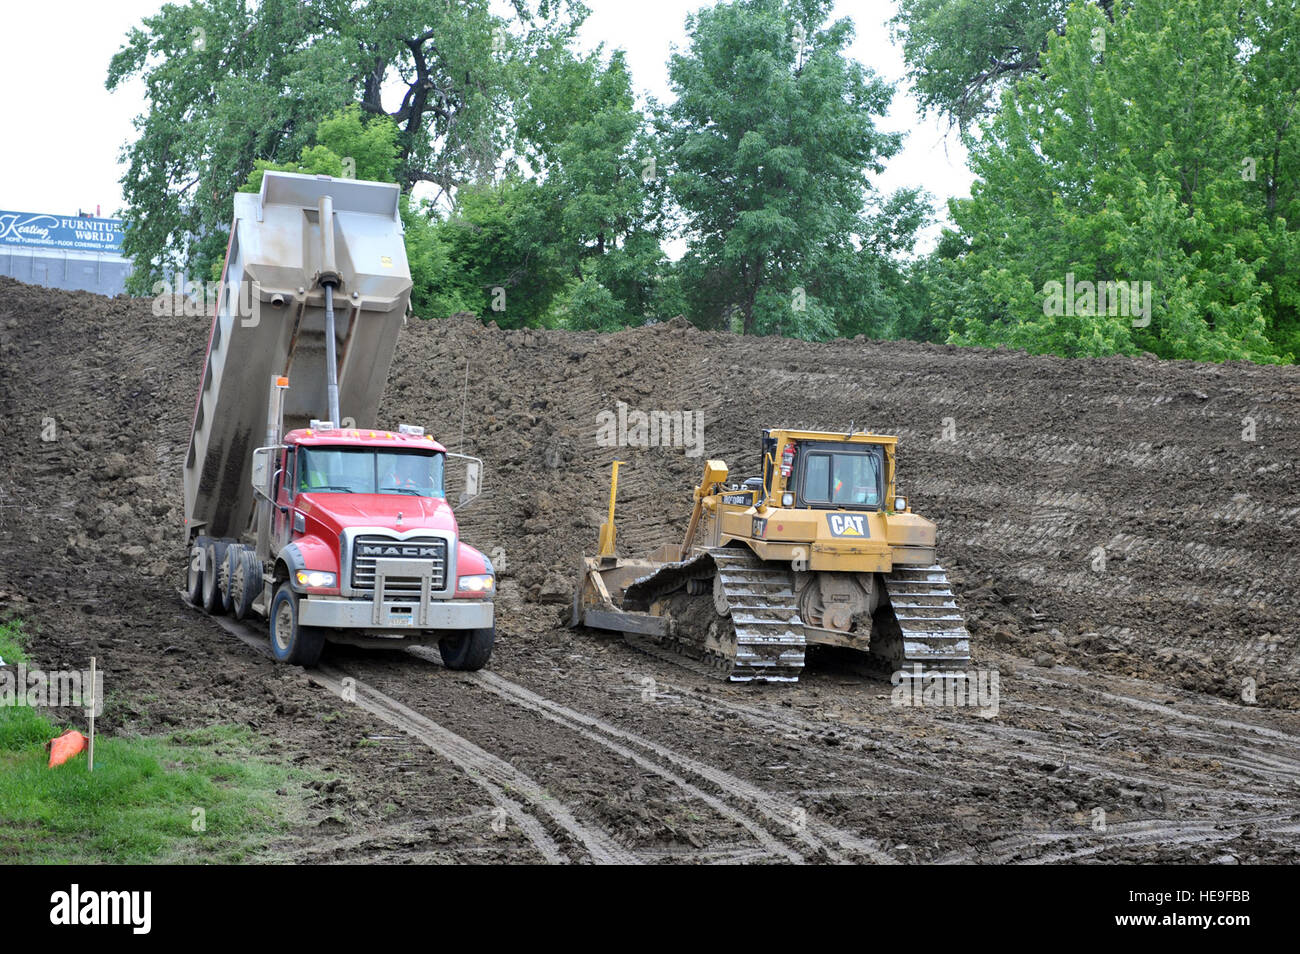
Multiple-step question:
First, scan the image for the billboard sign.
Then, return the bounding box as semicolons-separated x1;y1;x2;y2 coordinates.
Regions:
0;210;125;253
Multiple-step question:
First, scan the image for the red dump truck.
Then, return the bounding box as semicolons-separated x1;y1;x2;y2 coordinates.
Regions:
182;171;495;668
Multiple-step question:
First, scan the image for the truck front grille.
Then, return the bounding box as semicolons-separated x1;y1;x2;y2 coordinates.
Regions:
351;536;447;599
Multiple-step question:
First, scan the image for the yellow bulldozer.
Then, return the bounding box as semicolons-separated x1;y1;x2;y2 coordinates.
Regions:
570;428;970;682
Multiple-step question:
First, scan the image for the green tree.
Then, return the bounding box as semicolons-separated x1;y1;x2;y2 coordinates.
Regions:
891;0;1114;130
514;46;669;326
896;228;965;343
1243;0;1300;357
549;269;627;331
108;0;584;293
409;44;668;329
935;0;1295;362
664;0;914;338
427;177;567;328
237;106;400;198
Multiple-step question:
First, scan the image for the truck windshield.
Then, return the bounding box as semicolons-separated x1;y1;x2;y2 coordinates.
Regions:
298;447;445;498
800;451;881;508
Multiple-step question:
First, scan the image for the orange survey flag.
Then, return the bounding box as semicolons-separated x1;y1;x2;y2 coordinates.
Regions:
47;730;87;768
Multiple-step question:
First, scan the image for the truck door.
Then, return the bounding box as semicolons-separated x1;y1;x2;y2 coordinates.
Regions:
273;447;296;552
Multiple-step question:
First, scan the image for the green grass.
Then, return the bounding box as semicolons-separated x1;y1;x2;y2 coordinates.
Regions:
0;619;307;864
0;617;28;664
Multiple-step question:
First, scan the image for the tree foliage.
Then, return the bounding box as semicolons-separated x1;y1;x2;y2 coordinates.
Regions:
108;0;584;292
931;0;1298;362
509;46;670;326
664;0;923;339
891;0;1114;130
106;0;1297;366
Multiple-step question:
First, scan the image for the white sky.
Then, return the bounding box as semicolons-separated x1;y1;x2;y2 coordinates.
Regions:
2;0;970;249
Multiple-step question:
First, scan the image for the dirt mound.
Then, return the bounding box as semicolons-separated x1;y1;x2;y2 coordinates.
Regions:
1;275;1298;713
385;309;1300;708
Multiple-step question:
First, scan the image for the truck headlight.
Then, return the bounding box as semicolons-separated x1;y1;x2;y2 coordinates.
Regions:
296;570;337;588
457;574;495;595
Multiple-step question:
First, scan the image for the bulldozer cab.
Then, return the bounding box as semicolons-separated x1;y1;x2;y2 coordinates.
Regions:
786;439;884;510
757;429;895;512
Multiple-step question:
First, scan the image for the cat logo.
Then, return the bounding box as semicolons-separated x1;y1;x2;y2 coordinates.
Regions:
751;517;767;539
827;513;869;537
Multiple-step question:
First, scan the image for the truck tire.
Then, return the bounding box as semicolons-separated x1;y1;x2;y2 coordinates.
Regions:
229;547;262;621
217;542;235;614
439;625;495;671
185;536;208;605
201;540;229;615
269;583;326;667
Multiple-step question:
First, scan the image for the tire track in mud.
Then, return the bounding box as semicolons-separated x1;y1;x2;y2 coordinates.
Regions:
1010;667;1300;790
309;665;638;865
275;811;525;863
963;812;1300;864
206;602;844;864
201;609;626;865
932;715;1298;812
687;671;1296;801
1018;666;1300;746
430;668;805;862
648;672;1300;862
406;647;895;864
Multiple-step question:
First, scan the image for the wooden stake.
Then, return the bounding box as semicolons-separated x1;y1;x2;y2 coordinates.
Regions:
87;657;95;773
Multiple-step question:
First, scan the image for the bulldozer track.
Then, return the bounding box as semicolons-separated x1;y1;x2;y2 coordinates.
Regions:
878;565;972;676
620;551;972;683
623;548;806;681
712;550;807;681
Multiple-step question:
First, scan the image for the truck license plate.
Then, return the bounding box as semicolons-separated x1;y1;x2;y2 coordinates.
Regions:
387;607;414;626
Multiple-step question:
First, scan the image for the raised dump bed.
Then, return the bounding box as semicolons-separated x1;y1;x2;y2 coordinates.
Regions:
184;170;411;542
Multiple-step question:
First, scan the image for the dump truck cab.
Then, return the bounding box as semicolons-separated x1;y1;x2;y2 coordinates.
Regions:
258;425;494;635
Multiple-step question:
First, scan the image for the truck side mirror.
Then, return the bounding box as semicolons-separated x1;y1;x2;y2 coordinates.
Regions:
251;447;273;497
445;452;484;508
461;459;481;506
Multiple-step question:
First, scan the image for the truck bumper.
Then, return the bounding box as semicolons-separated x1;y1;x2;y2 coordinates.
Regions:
298;596;494;632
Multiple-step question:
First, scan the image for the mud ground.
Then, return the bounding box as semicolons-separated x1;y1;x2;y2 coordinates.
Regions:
0;276;1297;863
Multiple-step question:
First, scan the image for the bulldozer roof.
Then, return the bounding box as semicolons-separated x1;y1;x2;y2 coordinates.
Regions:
767;428;898;446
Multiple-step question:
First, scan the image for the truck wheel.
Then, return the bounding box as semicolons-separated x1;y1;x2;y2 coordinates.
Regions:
216;542;235;614
185;536;208;605
439;625;495;671
229;547;262;621
201;540;229;615
269;583;325;667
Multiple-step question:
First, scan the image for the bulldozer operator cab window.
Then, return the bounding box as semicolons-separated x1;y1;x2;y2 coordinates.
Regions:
298;447;445;498
799;450;882;509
